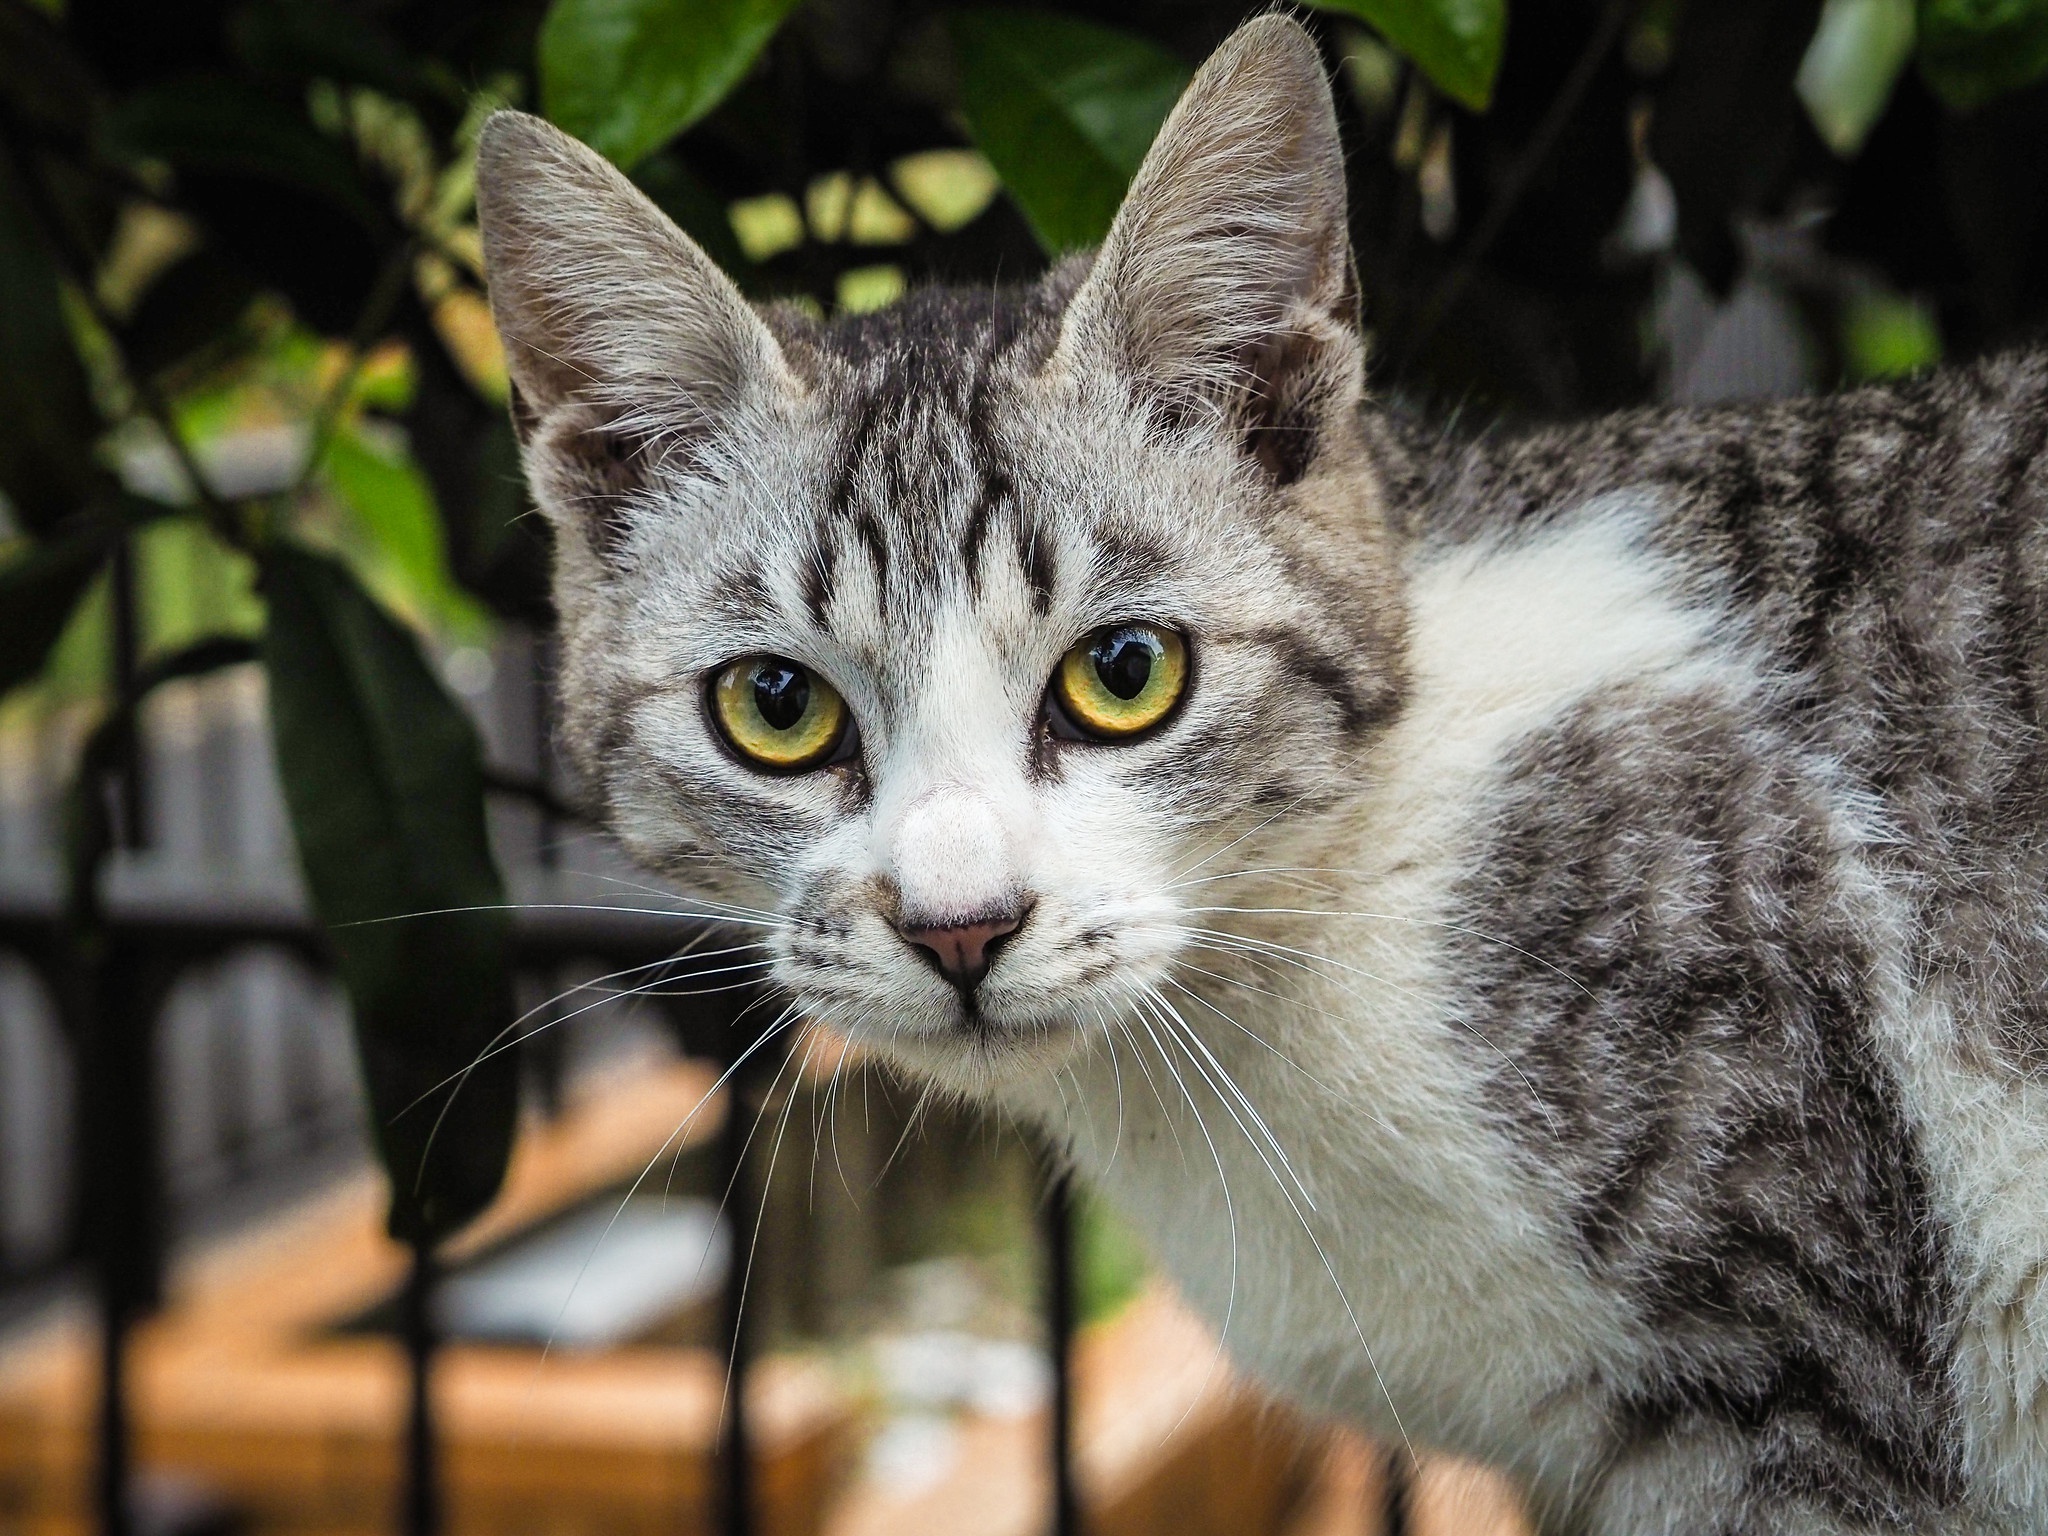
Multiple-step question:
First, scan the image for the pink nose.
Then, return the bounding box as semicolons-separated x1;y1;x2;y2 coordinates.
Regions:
898;908;1027;992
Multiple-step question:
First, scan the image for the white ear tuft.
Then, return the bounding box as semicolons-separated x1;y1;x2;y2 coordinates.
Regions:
1055;16;1361;484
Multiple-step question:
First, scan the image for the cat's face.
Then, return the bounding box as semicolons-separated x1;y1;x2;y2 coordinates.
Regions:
478;18;1405;1092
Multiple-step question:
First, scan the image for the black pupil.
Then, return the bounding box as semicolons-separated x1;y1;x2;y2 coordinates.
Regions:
753;664;811;730
1091;631;1157;700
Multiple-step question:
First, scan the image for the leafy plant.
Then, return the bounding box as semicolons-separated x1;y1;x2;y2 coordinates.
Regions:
2;0;2045;1257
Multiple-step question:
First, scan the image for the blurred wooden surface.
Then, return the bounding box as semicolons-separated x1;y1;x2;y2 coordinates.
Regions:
0;1061;847;1536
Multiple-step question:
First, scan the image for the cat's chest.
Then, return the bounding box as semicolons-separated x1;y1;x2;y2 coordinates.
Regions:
1008;968;1638;1478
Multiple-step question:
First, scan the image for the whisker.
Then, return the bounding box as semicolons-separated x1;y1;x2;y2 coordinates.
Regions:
716;1022;817;1434
1167;791;1319;885
1094;1004;1128;1179
1126;990;1240;1441
1137;984;1416;1464
398;950;777;1130
1178;928;1561;1142
535;1000;802;1367
338;898;791;931
1110;1005;1188;1172
1140;984;1313;1215
1175;893;1594;1002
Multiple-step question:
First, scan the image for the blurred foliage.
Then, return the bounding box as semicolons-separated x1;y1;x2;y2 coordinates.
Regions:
1073;1185;1148;1325
2;0;2045;1245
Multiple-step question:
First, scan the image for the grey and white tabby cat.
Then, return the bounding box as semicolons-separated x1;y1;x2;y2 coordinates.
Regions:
475;16;2048;1533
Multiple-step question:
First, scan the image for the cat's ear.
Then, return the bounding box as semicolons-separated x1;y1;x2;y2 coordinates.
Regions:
475;111;794;559
1053;16;1360;485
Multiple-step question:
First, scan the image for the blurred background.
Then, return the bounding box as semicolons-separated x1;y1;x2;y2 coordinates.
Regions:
1;0;2044;1534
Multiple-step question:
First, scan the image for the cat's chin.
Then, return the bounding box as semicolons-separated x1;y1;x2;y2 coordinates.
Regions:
821;1005;1090;1099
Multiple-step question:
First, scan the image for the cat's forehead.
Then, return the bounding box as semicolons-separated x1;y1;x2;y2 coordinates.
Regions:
707;283;1260;657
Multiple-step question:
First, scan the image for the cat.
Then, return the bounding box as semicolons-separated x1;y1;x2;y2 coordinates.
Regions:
474;15;2048;1534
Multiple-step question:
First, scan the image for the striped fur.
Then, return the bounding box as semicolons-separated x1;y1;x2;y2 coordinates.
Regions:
478;18;2048;1533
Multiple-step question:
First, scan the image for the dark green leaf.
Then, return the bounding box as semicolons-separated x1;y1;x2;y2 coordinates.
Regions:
110;77;385;229
1307;0;1507;111
0;522;114;700
539;0;805;168
0;155;100;535
1919;0;2048;109
949;8;1191;254
261;545;517;1244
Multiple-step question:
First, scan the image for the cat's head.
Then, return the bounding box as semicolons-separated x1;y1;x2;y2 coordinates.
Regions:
476;16;1406;1092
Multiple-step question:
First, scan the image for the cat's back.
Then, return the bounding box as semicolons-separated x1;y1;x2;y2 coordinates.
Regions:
1412;349;2048;1062
1380;351;2048;1526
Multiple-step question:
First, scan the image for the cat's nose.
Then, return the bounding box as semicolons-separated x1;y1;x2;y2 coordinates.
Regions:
897;905;1030;993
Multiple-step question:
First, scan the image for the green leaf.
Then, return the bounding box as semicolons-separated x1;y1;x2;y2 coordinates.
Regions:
1799;0;1918;155
318;428;487;638
949;9;1191;254
1918;0;2048;109
261;546;517;1244
539;0;804;169
1843;287;1943;380
0;155;99;535
1307;0;1507;111
0;522;114;700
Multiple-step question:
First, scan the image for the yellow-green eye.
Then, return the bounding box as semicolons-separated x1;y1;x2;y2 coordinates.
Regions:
710;656;849;771
1053;624;1188;739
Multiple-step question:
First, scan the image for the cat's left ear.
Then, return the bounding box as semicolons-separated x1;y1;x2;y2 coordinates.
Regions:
1053;16;1360;485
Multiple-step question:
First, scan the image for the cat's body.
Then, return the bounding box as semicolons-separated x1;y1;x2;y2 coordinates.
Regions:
476;19;2048;1532
1029;371;2048;1534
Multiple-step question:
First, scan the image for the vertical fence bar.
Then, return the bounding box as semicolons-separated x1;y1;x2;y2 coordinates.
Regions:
1044;1164;1078;1536
717;1061;754;1536
1382;1447;1412;1536
89;529;150;1536
93;1286;133;1536
82;944;165;1536
400;1242;442;1536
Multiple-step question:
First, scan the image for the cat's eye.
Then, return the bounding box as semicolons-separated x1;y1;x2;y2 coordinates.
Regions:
709;656;851;771
1051;624;1188;740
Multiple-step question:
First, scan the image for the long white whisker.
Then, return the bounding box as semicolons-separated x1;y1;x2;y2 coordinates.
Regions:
1093;1004;1128;1179
1181;898;1594;1000
1137;986;1415;1464
1111;1007;1187;1172
1180;928;1562;1143
1127;990;1239;1442
338;899;791;930
717;1024;817;1433
535;1001;801;1368
1167;791;1318;884
1140;984;1313;1215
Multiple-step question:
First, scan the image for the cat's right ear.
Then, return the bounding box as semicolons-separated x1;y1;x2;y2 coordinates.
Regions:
1051;17;1361;487
475;111;794;562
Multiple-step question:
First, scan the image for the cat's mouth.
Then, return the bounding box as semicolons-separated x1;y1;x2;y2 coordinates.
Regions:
772;892;1186;1086
782;953;1117;1080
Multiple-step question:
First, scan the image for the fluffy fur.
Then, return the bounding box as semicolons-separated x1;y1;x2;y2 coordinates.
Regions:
477;17;2048;1533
